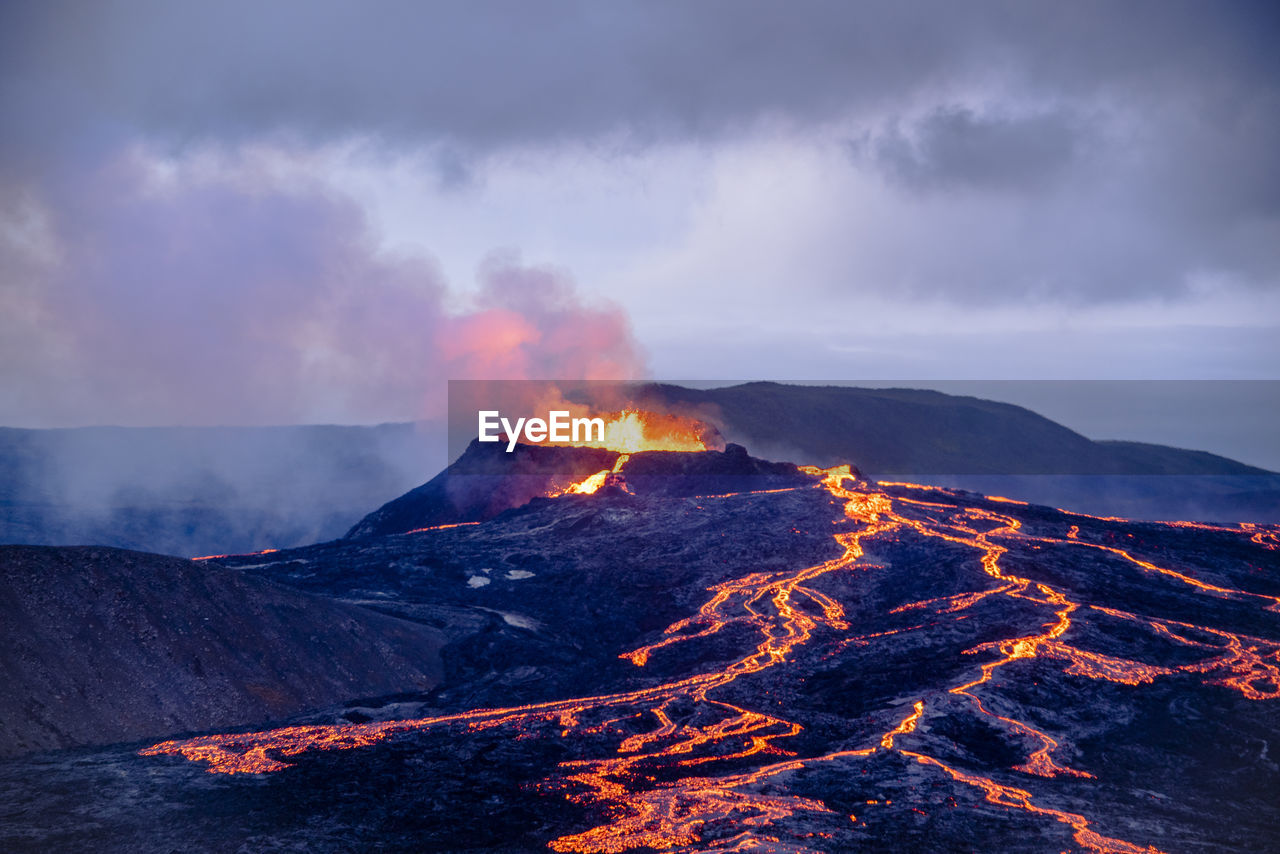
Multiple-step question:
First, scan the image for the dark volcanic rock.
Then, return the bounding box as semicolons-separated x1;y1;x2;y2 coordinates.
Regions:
621;442;816;496
345;440;619;538
2;455;1278;853
0;545;445;756
346;440;817;539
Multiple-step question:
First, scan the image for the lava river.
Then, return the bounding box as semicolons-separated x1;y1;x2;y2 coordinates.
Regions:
142;461;1280;853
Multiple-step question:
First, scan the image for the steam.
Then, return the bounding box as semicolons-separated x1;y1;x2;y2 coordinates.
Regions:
0;146;650;554
1;147;646;428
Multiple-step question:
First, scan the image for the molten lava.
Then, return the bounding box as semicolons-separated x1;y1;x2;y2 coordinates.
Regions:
191;548;278;561
541;408;705;497
547;454;631;497
550;408;710;454
145;458;1280;854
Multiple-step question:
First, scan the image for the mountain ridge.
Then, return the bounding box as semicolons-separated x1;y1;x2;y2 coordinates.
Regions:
633;382;1273;475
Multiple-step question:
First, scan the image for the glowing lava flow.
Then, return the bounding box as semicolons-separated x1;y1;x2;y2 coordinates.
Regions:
550;408;710;454
191;548;277;561
545;406;709;496
549;455;631;497
405;521;481;535
143;465;1280;853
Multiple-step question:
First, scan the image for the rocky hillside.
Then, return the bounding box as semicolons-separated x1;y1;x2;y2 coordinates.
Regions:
0;545;446;756
346;441;813;539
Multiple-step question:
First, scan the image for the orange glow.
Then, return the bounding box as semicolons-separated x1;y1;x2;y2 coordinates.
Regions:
552;469;610;496
191;548;278;561
572;470;610;494
549;408;709;454
404;521;481;535
547;454;632;497
145;464;1280;853
880;700;924;748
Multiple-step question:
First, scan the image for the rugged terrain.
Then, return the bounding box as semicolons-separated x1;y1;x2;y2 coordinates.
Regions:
1;445;1277;853
0;545;444;756
347;440;810;538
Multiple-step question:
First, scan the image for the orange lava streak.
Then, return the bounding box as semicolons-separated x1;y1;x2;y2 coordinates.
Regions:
548;454;633;497
891;587;1010;614
1089;605;1280;699
191;548;278;561
1070;537;1280;611
140;671;720;774
1242;523;1280;550
550;469;610;496
898;750;1162;854
879;700;924;748
404;521;481;534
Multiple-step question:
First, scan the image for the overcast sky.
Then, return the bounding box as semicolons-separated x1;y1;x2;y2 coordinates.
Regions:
2;1;1278;433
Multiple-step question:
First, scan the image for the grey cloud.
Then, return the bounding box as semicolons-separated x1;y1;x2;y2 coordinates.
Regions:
0;1;1272;149
0;1;963;156
835;94;1278;302
0;8;1196;145
4;1;1274;270
855;107;1083;192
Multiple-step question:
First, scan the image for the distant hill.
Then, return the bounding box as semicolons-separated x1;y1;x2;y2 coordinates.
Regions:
635;382;1271;476
0;545;445;757
345;441;618;539
614;383;1278;522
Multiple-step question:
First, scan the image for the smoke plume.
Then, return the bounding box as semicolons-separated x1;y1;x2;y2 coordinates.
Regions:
1;147;645;427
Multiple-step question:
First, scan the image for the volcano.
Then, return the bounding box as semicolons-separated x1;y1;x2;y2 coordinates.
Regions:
346;440;812;538
1;442;1278;853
